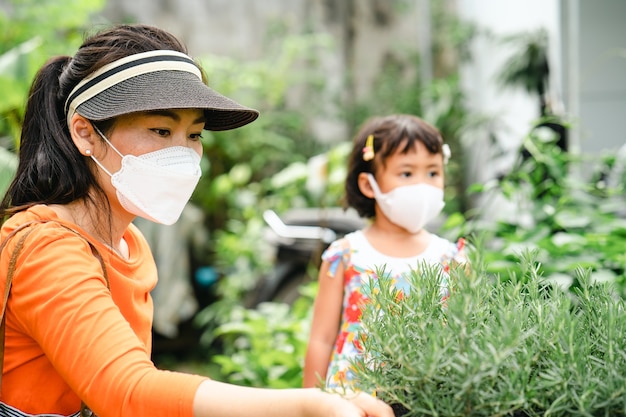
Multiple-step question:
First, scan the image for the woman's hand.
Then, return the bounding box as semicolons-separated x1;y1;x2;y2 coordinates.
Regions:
316;390;394;417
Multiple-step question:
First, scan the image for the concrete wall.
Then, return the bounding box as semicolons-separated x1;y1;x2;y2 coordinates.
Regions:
102;0;427;143
457;0;626;221
458;0;626;161
457;0;561;183
561;0;626;154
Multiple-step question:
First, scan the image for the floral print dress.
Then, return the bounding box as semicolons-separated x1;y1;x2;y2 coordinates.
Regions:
323;230;466;390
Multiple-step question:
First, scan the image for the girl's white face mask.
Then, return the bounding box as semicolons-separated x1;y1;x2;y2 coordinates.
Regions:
91;127;201;225
367;173;444;233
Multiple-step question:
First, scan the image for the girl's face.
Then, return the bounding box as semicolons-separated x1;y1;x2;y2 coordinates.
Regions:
371;140;444;193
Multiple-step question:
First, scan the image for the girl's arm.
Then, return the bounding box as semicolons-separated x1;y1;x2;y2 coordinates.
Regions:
193;381;393;417
302;258;344;388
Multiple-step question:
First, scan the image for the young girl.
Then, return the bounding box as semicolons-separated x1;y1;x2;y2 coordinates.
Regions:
303;114;466;390
0;24;392;417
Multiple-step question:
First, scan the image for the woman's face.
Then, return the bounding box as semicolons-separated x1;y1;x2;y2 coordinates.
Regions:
91;108;205;222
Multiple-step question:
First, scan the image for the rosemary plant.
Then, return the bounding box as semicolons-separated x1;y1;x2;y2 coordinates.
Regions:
355;249;626;417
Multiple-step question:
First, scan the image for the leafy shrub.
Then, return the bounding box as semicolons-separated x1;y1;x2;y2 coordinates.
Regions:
209;282;316;388
466;121;626;295
0;0;105;149
355;249;626;416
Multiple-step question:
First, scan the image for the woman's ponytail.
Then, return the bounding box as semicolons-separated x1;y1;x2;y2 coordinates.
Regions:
0;56;92;216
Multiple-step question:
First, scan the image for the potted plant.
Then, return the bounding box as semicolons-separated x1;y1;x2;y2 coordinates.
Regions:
353;249;626;416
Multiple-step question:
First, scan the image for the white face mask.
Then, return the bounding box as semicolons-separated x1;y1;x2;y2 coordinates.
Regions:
91;127;202;225
367;173;445;233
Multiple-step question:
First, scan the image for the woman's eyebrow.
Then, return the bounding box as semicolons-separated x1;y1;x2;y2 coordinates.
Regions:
143;110;206;125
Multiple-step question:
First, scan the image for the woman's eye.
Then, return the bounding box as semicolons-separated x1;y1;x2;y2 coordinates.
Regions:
189;132;204;141
152;129;170;137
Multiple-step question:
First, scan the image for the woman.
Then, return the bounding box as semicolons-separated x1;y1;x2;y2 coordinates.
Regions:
0;24;393;417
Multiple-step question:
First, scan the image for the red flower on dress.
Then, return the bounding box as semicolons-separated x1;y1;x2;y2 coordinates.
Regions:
344;265;360;284
345;291;367;322
336;331;348;353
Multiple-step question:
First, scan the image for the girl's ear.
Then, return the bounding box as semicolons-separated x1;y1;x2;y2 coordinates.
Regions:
358;172;376;199
69;114;98;157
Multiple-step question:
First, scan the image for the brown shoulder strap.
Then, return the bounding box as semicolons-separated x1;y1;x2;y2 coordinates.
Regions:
0;220;109;412
0;223;37;392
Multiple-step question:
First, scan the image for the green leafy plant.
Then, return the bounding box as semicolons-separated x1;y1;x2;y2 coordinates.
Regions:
354;248;626;416
209;282;316;388
192;32;334;233
467;121;626;295
497;28;550;116
189;34;339;337
0;146;18;196
193;139;352;346
0;0;105;149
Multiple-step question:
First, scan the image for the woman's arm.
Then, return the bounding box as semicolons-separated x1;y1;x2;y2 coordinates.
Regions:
302;258;344;388
193;380;393;417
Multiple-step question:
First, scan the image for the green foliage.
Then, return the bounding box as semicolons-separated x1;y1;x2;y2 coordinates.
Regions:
209;282;316;388
0;146;17;196
192;33;334;223
0;0;105;149
187;35;338;319
467;121;626;295
497;29;550;97
355;249;626;416
194;140;352;344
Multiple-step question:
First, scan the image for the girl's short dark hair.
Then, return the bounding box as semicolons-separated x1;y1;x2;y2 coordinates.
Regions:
344;114;445;218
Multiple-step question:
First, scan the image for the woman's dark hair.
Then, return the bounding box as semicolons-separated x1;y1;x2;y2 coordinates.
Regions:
0;24;190;220
345;114;445;218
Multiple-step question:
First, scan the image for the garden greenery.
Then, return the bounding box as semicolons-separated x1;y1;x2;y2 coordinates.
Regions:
0;0;105;149
466;121;626;296
355;248;626;417
202;119;625;394
209;282;316;387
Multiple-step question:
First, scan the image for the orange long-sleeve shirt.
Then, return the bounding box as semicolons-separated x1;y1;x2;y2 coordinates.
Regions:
0;205;206;416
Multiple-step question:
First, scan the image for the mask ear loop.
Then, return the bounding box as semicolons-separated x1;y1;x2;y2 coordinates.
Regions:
366;173;383;197
89;124;122;177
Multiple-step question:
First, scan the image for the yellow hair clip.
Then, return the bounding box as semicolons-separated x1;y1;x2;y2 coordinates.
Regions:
362;134;375;161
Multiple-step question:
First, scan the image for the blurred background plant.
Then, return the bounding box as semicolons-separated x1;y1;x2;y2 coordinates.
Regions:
0;0;106;150
467;123;626;296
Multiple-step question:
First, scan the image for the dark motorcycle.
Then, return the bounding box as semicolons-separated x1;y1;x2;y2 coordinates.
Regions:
245;207;364;307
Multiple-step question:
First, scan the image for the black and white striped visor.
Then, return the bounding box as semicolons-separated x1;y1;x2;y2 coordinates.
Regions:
64;50;259;131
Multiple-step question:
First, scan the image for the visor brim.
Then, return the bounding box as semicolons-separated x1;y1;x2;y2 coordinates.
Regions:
75;71;259;131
